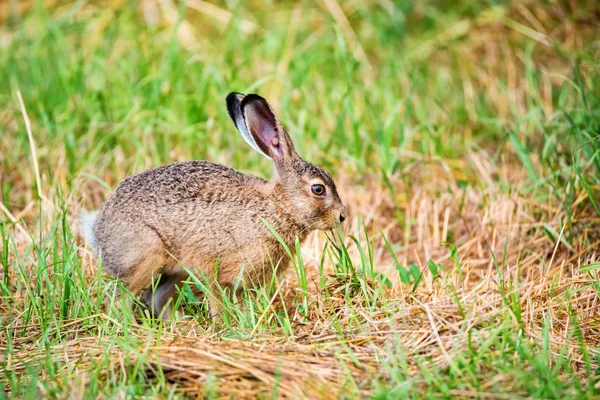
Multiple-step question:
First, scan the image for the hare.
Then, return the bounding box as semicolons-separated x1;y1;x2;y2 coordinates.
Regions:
80;92;347;320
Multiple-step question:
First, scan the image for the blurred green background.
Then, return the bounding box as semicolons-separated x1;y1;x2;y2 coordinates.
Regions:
1;0;598;211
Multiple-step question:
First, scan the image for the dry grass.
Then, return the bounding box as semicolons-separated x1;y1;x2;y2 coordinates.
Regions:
3;156;599;398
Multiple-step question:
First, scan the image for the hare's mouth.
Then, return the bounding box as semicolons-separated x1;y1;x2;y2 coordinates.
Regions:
321;220;343;231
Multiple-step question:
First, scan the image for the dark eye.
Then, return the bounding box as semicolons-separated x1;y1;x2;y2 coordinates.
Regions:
311;184;326;196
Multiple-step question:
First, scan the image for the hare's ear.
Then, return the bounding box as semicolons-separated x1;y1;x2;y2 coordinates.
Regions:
226;92;271;159
239;94;296;164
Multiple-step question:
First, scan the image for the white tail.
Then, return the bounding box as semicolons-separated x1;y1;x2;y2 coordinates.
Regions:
79;210;99;255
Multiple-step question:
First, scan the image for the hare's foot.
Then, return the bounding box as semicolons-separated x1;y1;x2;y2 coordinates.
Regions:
142;272;188;319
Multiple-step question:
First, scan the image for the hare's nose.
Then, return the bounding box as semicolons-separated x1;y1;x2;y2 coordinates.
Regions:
339;211;347;223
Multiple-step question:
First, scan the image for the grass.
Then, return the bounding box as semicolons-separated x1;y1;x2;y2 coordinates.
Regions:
1;0;599;398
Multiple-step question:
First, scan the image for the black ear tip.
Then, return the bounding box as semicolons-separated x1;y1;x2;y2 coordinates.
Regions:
226;92;245;106
226;92;246;119
241;93;267;105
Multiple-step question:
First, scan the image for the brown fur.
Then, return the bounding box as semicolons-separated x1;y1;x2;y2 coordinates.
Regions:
86;93;347;320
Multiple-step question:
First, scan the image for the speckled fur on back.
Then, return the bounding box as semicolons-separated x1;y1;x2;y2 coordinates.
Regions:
82;92;347;320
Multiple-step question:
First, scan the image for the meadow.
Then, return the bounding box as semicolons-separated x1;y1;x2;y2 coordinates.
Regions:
1;0;599;398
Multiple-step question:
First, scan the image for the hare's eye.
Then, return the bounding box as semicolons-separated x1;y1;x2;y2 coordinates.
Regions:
311;184;326;196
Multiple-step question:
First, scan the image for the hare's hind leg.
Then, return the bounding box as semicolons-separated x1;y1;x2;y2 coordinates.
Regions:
142;271;188;319
116;251;166;297
100;225;168;311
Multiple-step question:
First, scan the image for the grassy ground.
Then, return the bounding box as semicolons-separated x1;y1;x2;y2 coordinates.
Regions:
1;0;599;398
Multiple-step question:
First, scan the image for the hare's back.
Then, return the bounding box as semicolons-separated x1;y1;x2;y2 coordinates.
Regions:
97;160;264;231
115;161;255;200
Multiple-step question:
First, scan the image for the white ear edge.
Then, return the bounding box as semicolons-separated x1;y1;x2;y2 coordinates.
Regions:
234;113;272;160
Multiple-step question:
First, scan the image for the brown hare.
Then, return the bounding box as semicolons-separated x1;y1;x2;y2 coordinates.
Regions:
80;92;347;320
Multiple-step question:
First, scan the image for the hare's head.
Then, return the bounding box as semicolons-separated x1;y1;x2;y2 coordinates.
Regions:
226;92;347;231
